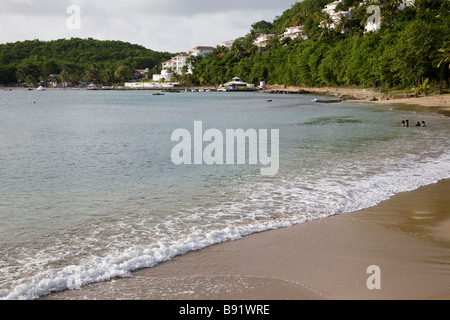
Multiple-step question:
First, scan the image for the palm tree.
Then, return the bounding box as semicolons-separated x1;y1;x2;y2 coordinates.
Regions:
320;13;335;39
415;78;431;96
70;72;82;87
100;69;115;86
432;41;450;93
288;13;303;28
84;65;100;85
60;69;71;87
114;65;133;83
336;15;352;34
25;75;36;86
15;68;26;85
432;41;450;69
378;0;404;26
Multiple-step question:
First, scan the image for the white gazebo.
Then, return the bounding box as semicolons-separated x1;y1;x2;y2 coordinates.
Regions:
224;77;248;87
218;77;256;91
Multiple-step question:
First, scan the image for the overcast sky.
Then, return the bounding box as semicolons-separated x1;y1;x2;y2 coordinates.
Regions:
0;0;298;53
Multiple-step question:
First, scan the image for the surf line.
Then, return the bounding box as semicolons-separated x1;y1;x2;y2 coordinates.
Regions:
171;121;279;176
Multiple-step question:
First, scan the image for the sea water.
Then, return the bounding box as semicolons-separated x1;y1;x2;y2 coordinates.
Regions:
0;89;449;300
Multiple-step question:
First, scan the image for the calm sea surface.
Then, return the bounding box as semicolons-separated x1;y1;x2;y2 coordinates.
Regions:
1;89;449;299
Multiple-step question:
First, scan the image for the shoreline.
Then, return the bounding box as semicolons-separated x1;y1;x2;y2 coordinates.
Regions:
6;84;448;114
38;87;450;301
262;85;450;113
43;179;450;300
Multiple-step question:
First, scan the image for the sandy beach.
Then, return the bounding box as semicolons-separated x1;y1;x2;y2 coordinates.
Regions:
264;85;450;115
35;87;449;301
43;178;450;301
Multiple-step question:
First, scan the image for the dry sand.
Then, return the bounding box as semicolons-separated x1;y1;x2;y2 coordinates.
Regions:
44;179;450;300
371;94;450;109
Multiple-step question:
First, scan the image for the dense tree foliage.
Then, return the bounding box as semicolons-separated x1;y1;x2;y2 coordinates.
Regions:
191;0;450;90
0;38;172;85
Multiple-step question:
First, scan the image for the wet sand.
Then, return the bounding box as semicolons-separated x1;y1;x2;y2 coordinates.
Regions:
44;179;450;300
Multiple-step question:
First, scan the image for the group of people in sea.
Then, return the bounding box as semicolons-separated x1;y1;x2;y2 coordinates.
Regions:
402;120;427;127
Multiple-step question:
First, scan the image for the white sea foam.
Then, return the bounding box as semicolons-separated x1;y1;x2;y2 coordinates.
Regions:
2;149;449;300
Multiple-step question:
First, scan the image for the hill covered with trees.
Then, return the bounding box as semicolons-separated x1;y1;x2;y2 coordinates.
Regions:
0;38;172;85
191;0;450;92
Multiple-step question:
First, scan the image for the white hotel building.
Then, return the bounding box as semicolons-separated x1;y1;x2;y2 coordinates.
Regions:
321;1;353;30
153;46;214;82
321;0;416;33
253;34;277;49
190;46;215;57
279;26;308;41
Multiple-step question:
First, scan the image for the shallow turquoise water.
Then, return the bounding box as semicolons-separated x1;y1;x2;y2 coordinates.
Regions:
1;89;449;299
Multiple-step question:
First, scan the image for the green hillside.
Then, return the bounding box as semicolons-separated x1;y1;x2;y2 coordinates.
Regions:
0;38;173;85
191;0;450;91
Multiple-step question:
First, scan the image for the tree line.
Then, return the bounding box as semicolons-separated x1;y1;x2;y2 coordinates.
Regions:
0;38;173;86
189;0;450;92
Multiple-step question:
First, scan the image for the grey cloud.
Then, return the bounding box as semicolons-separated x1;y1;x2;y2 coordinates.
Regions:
0;0;296;18
0;0;71;16
0;0;298;52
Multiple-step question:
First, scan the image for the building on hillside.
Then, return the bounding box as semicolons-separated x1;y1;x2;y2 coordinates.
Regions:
153;54;191;82
322;1;341;15
136;68;150;75
132;68;150;81
279;26;308;41
252;27;307;50
171;54;192;74
152;69;173;82
253;34;276;49
152;46;214;83
219;40;234;49
190;46;215;56
321;0;354;31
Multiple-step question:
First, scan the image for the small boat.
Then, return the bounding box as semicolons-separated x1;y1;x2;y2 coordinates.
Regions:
153;92;165;96
314;99;343;104
36;86;45;91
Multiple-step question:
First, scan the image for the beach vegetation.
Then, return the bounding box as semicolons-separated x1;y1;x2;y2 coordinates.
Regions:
432;41;450;69
114;65;134;83
415;78;431;96
432;41;450;93
190;0;449;92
